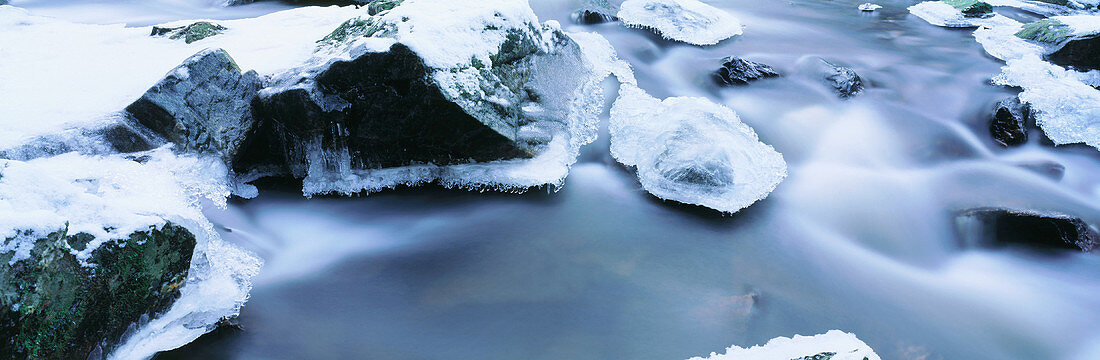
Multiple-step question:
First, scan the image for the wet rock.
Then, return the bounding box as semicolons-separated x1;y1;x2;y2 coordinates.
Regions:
572;0;618;24
990;96;1030;147
955;209;1099;253
151;22;226;44
713;57;781;86
820;60;864;99
943;0;993;17
0;224;196;360
125;49;262;162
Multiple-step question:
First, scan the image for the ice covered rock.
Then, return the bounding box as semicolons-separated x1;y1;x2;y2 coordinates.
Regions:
993;55;1100;148
151;22;227;44
990;96;1031;147
713;57;781;86
618;0;743;45
1;224;196;360
804;59;865;99
944;0;995;17
239;0;611;196
572;0;619;25
687;330;881;360
955;208;1098;252
367;0;403;15
609;84;786;213
125;48;263;163
1016;16;1100;71
909;1;1017;28
859;3;883;12
0;116;157;161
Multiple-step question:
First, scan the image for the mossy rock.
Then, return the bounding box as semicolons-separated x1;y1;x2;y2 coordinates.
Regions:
943;0;994;16
151;22;226;44
318;17;382;46
367;0;404;15
0;223;196;360
1016;18;1072;44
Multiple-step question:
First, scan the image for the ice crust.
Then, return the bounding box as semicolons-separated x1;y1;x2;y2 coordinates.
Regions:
911;1;1100;150
0;148;261;360
610;84;787;213
908;1;1017;28
618;0;743;45
688;330;881;360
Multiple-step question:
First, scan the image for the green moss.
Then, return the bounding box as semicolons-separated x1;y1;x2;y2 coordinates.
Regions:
1016;18;1073;44
167;22;227;44
943;0;994;16
367;0;404;15
0;223;196;359
318;17;386;46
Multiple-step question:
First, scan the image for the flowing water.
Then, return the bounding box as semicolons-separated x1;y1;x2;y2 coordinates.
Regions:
12;0;1100;359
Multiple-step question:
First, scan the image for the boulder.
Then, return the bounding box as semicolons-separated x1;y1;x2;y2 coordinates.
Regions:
151;22;226;44
125;49;262;162
990;96;1030;147
713;57;781;86
1016;17;1100;71
0;224;196;360
955;208;1099;253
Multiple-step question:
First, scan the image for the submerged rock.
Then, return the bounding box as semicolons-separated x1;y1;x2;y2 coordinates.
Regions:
687;330;881;360
817;59;864;99
0;224;196;360
610;84;787;213
990;96;1031;147
713;57;781;86
955;209;1099;252
125;49;262;162
238;0;607;195
572;0;618;25
618;0;743;45
151;22;226;44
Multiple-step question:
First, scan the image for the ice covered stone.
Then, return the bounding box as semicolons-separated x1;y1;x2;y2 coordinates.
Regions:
239;0;611;196
990;96;1031;147
809;59;865;99
618;0;743;45
909;1;1017;28
859;3;883;12
126;48;263;163
713;57;781;86
1016;16;1100;71
609;84;786;213
687;330;881;360
993;55;1100;148
944;0;994;17
572;0;619;25
955;208;1099;252
151;22;227;44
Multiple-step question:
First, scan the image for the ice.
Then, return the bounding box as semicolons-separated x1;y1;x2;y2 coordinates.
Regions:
0;5;362;150
0;148;260;359
617;0;743;46
688;330;881;360
908;1;1017;28
609;84;787;213
859;3;883;12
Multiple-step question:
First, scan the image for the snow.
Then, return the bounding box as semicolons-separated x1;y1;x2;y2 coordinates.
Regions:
0;148;261;360
0;5;362;150
609;84;787;213
618;0;743;46
859;3;883;12
688;330;881;360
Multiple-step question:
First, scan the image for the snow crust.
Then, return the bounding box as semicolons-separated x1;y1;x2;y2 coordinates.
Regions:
618;0;743;46
0;5;362;149
688;330;881;360
610;84;787;213
0;148;261;359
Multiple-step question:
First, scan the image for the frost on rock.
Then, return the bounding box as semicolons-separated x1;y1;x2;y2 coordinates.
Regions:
618;0;743;45
687;330;882;360
240;0;618;196
609;84;786;213
0;149;260;360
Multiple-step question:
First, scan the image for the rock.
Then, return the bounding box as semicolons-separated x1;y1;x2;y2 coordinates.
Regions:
859;3;883;12
687;330;881;360
943;0;993;17
819;59;864;99
713;57;781;86
618;0;743;45
955;209;1099;253
0;224;196;360
367;0;403;15
0;116;157;161
125;49;262;162
1046;35;1100;71
151;22;226;44
572;0;619;24
1016;17;1100;71
990;96;1030;147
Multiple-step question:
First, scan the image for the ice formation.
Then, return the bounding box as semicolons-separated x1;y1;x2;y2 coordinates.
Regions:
618;0;743;46
248;0;623;197
911;2;1100;150
688;330;881;360
859;3;883;12
610;84;787;213
0;148;261;359
908;1;1016;28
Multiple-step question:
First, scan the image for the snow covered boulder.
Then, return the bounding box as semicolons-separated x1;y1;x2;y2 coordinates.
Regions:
688;330;881;360
1016;16;1100;71
618;0;743;45
238;0;609;195
610;85;786;213
151;22;227;44
125;49;262;163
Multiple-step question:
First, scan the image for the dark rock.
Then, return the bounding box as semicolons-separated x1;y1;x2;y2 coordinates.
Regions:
713;57;781;86
571;0;618;24
821;60;864;99
1047;35;1100;71
151;22;226;44
0;223;196;360
990;96;1030;147
955;209;1099;253
126;49;262;162
0;116;157;161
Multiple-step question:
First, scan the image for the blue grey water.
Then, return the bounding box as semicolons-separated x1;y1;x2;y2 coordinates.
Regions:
14;0;1100;359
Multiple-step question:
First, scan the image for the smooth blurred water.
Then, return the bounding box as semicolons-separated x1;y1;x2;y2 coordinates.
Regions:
17;0;1100;359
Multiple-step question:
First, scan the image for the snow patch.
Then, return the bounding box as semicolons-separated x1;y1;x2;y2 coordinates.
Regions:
688;330;881;360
